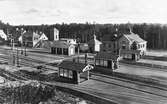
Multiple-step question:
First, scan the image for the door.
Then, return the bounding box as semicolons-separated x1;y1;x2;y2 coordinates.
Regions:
132;54;135;60
107;60;111;68
70;48;74;55
73;71;78;84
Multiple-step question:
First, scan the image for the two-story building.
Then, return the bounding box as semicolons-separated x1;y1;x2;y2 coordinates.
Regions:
100;32;119;54
50;28;76;56
88;34;102;53
118;32;147;61
22;31;48;47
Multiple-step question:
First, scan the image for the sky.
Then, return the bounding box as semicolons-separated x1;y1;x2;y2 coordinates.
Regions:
0;0;167;25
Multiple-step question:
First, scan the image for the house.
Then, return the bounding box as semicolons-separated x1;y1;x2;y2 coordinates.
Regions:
95;52;119;70
50;28;77;56
49;28;59;41
22;31;48;47
118;32;147;61
100;33;119;54
33;32;48;48
58;61;93;84
88;34;102;53
79;43;89;52
22;31;34;47
0;29;7;41
51;41;75;56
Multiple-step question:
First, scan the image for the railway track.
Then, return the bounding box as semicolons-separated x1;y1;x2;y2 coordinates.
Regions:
90;72;167;99
1;48;167;103
91;72;167;91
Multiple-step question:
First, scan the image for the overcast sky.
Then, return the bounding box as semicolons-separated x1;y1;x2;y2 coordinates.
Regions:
0;0;167;25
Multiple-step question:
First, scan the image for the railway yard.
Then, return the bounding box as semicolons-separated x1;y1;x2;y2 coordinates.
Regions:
0;46;167;104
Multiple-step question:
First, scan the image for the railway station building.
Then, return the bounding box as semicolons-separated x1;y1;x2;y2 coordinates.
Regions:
95;52;119;70
58;61;94;84
51;41;75;56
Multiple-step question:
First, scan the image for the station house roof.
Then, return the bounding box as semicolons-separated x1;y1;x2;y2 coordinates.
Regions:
51;41;75;48
123;32;147;43
58;61;93;72
95;52;119;61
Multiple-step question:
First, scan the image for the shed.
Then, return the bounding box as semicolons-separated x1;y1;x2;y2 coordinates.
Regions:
58;61;94;84
95;52;119;70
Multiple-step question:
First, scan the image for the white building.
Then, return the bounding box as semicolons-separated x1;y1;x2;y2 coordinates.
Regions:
88;34;102;53
118;32;147;61
0;29;7;40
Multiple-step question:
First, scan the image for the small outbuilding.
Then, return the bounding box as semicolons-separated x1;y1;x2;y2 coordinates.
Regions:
95;52;119;70
51;41;75;56
58;61;94;84
120;49;141;61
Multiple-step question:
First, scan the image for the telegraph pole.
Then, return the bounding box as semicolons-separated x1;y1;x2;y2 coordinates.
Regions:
24;41;27;56
16;46;19;67
77;38;80;63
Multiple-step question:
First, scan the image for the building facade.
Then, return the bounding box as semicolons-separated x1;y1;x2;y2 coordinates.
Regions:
88;34;102;53
0;29;7;41
58;61;93;84
118;32;147;61
22;31;48;47
49;28;59;41
60;38;77;45
95;52;119;70
100;33;119;54
51;41;75;56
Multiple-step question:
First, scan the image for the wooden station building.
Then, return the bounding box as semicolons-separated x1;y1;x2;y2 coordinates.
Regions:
58;61;94;84
95;52;119;70
120;49;141;61
51;41;75;56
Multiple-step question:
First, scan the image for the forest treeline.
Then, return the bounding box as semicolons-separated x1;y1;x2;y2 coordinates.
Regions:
0;20;167;49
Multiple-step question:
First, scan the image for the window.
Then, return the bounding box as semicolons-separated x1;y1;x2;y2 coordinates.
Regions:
103;43;106;47
108;44;111;48
113;43;116;49
122;46;126;49
64;69;68;77
69;70;73;78
122;41;126;44
60;68;63;76
100;59;104;66
104;60;108;67
95;59;100;65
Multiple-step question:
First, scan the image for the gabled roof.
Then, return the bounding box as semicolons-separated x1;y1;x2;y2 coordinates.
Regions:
0;29;7;40
123;32;146;43
88;38;102;45
58;61;93;72
95;52;119;60
39;33;48;40
51;40;75;48
88;35;102;45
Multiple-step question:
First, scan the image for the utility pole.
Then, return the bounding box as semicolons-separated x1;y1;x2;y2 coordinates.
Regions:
24;41;27;56
11;38;15;66
16;46;19;67
77;38;80;63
